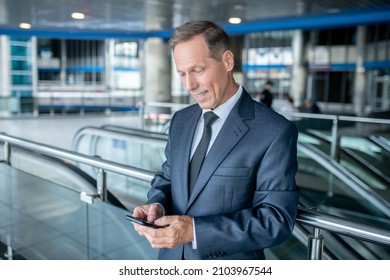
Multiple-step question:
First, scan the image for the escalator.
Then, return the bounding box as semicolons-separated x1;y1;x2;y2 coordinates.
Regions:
301;129;390;190
369;135;390;153
1;139;125;209
71;125;390;259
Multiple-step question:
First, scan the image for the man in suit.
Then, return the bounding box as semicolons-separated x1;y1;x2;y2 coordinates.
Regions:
259;80;274;108
132;21;300;260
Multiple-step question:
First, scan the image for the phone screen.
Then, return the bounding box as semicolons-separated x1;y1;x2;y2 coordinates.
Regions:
125;215;167;228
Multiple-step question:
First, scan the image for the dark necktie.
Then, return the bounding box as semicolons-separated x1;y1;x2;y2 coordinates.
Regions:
188;111;218;195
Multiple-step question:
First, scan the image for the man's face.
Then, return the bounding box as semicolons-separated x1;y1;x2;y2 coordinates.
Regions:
173;34;234;109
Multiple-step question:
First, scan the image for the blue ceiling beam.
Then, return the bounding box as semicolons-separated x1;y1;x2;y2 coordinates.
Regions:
225;8;390;35
0;7;389;39
0;27;174;40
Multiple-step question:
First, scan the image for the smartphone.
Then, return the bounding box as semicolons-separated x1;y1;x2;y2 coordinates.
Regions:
125;215;167;228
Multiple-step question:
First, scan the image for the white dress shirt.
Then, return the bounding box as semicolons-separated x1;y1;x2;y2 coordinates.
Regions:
190;85;243;159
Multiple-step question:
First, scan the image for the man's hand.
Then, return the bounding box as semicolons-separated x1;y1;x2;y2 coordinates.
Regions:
134;215;194;248
132;204;163;223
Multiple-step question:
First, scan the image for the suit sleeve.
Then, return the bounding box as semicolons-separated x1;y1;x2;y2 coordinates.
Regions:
194;121;300;257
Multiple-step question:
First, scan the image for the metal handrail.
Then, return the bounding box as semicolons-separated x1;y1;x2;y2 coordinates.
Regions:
141;101;189;110
1;132;389;259
71;126;167;152
0;133;154;183
369;135;390;153
338;115;390;125
297;207;390;246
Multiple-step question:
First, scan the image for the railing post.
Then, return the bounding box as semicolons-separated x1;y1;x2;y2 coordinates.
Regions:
16;93;21;116
33;95;39;117
97;168;107;202
328;117;338;196
50;92;54;116
105;92;112;116
307;227;324;260
138;101;145;130
330;117;340;161
4;234;13;260
3;141;10;165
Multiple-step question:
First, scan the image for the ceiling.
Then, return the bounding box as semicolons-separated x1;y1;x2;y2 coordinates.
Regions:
1;0;390;38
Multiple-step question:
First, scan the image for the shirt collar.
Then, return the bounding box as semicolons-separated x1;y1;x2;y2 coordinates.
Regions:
202;85;243;121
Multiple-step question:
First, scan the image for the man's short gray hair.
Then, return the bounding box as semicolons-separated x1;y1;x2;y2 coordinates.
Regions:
168;21;230;61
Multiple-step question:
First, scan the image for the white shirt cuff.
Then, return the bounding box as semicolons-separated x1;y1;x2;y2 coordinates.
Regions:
192;218;197;249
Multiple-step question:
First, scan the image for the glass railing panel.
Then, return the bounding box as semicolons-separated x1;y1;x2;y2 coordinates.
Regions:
94;136;165;172
294;118;334;134
86;198;158;259
0;164;90;259
105;171;151;211
73;132;166;177
74;133;95;156
1;163;158;260
9;149;96;194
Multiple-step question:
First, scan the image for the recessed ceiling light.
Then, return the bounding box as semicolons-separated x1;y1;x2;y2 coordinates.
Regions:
229;17;241;24
71;12;85;20
19;23;31;29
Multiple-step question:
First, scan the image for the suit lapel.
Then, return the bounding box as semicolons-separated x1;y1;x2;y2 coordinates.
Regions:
186;91;254;210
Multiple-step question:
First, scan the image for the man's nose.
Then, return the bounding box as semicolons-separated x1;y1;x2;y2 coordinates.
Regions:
184;74;198;91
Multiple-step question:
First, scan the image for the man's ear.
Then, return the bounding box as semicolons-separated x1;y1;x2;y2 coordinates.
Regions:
222;50;234;71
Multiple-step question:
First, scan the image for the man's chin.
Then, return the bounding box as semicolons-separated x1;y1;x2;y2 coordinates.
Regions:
196;102;212;110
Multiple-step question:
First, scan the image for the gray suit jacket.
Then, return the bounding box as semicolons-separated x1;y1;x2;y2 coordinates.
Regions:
147;88;300;260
